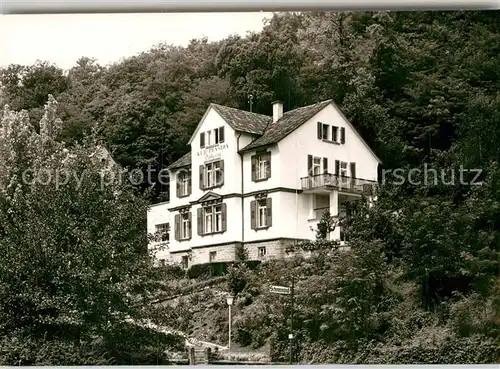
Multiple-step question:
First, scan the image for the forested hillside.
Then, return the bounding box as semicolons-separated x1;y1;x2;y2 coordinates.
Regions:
1;10;499;364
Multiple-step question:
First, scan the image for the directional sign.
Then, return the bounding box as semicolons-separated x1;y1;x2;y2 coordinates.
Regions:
269;285;291;295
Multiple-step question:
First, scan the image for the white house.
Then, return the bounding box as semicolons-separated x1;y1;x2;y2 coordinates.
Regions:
147;100;381;268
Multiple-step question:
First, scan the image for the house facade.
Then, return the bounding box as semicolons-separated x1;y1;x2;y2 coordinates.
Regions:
147;100;380;268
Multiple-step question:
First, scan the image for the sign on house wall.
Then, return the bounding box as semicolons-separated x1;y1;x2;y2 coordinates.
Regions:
196;143;229;163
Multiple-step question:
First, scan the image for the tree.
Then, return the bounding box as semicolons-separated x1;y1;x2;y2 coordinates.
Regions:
0;96;180;364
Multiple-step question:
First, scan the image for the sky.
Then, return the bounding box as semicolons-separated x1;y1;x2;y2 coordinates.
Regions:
0;12;272;70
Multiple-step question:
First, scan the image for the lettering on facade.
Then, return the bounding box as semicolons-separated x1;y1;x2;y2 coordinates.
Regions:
197;143;229;162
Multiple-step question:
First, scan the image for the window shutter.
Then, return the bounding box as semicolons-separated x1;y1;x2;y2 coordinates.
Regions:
317;122;322;139
221;203;227;232
266;154;271;178
219;160;224;186
219;127;225;143
266;198;272;227
323;157;328;174
350;162;356;179
250;200;256;230
187;172;192;195
251;155;257;181
199;165;205;190
307;154;313;176
197;208;203;236
340;127;345;144
200;132;205;148
188;212;192;239
176;174;181;197
335;160;340;176
174;214;180;241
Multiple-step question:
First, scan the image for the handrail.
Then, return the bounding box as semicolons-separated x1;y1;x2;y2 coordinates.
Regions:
300;173;377;193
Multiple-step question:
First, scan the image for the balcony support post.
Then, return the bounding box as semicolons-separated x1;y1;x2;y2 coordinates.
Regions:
329;190;340;240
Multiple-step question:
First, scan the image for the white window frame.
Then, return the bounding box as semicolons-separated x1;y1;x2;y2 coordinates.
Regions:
214;161;222;186
258;246;267;258
206;163;214;188
180;214;190;240
257;200;267;228
214;205;222;232
155;223;169;242
179;172;189;196
340;161;348;177
204;207;213;234
313;157;321;176
206;130;212;146
257;156;268;180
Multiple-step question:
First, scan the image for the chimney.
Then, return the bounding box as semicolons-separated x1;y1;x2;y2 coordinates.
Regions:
272;100;284;123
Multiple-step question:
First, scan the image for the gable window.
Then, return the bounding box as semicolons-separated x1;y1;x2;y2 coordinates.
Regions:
176;170;191;198
332;126;339;142
155;223;169;242
214;126;225;144
197;203;227;236
250;197;272;230
200;160;224;190
174;212;192;241
251;152;271;181
206;130;212;146
317;122;329;140
258;246;267;258
209;251;217;262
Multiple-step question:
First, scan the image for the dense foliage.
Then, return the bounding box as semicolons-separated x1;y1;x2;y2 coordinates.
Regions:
0;98;183;364
1;10;499;364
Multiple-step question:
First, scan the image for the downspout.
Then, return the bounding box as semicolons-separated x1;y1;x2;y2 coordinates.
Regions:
237;133;245;253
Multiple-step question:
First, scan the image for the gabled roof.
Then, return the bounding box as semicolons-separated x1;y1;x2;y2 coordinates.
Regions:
211;104;271;135
167;152;191;170
239;100;333;152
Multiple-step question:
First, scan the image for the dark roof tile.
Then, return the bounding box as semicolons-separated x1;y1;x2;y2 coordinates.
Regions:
167;152;191;170
240;99;332;152
211;104;271;135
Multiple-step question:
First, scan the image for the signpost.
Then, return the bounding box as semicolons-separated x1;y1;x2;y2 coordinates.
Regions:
269;277;295;364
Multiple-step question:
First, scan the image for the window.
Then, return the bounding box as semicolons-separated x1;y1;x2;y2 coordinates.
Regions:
197;203;227;235
204;207;213;234
200;160;224;190
251;152;271;181
174;212;192;241
182;255;189;269
340;161;348;177
214;126;225;144
258;247;267;258
313;157;321;175
317;122;329;140
250;198;272;230
206;130;212;146
209;251;217;262
214;205;222;232
308;155;328;177
176;170;191;197
332;126;339;142
155;223;169;242
181;214;190;239
258;201;267;228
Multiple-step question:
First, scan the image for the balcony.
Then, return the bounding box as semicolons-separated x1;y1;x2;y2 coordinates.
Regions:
300;173;377;195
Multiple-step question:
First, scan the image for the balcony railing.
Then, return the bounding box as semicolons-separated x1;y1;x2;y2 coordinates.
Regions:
300;173;378;194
